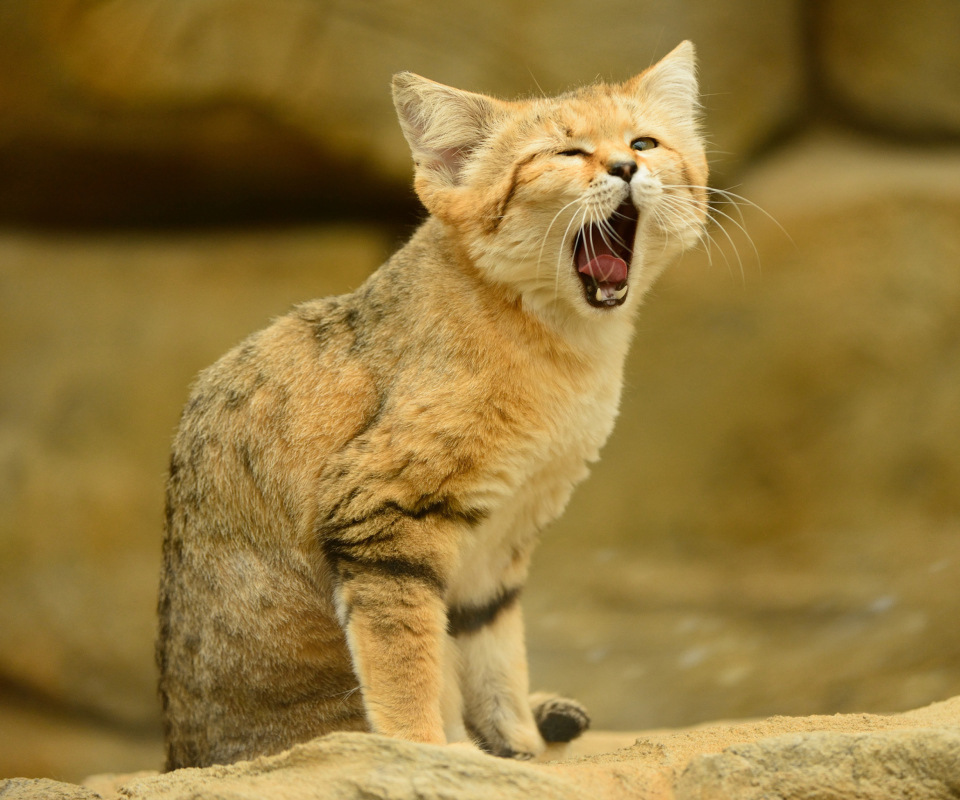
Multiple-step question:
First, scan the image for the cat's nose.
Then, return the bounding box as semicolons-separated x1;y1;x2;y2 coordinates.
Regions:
608;160;638;182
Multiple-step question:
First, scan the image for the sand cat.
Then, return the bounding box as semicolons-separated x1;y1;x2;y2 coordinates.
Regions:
157;41;707;769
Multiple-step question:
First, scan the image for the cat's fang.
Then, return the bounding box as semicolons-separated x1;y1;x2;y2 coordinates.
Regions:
595;287;603;303
614;286;628;300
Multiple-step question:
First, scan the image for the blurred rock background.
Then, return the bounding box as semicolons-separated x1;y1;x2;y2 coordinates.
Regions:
1;0;958;784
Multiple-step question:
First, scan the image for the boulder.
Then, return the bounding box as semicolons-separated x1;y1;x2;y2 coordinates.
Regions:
0;0;801;225
818;0;960;138
0;226;390;727
527;130;960;728
0;692;161;786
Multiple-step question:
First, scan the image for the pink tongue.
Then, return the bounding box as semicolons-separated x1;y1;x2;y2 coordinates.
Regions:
578;254;628;284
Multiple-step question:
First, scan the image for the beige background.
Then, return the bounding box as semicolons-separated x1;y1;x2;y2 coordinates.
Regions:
1;0;958;783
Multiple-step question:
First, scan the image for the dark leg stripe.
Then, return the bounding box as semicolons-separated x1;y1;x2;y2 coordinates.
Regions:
323;541;446;594
447;586;522;637
320;497;487;540
371;498;486;527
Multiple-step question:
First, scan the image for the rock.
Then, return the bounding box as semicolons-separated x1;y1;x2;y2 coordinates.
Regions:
0;778;102;799
526;130;960;729
0;226;390;727
0;692;161;786
617;128;960;548
0;0;801;225
63;696;960;800
818;0;960;138
675;729;960;800
116;735;580;800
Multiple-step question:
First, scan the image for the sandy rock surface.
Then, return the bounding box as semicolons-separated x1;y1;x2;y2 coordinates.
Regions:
2;696;957;799
0;778;103;799
675;728;960;800
43;0;801;180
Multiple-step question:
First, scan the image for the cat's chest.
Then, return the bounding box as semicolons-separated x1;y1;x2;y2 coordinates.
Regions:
445;355;624;604
506;360;623;506
498;347;623;479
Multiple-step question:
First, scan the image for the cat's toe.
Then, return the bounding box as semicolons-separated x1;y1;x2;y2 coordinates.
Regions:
531;694;591;743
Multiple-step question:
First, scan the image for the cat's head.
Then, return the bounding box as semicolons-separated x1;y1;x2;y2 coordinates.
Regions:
393;42;708;324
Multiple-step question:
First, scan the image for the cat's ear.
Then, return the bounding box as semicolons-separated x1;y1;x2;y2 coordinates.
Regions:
392;72;506;191
625;40;700;119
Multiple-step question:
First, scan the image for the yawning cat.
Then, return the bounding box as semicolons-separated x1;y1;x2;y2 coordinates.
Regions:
158;40;708;769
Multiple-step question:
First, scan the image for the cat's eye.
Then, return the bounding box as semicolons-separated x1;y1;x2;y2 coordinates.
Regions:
631;137;658;151
558;148;588;157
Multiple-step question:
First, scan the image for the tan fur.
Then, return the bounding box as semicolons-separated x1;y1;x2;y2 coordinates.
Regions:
157;42;708;769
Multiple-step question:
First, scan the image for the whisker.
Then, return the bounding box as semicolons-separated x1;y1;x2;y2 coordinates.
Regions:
660;191;756;259
661;184;792;245
657;195;730;272
555;205;587;301
333;684;363;712
645;204;674;258
659;193;745;280
597;213;628;251
698;203;761;268
537;196;589;284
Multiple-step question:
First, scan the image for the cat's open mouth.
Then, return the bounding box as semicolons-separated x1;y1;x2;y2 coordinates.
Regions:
573;201;639;309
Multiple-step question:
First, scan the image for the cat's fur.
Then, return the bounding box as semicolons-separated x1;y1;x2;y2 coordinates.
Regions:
157;41;707;769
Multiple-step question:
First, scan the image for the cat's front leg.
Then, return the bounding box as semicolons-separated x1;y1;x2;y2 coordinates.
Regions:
332;548;453;745
452;589;545;759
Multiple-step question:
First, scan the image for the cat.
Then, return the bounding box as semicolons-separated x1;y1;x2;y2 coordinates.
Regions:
157;40;707;770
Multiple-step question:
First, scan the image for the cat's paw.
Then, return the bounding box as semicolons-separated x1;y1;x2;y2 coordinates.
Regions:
530;692;591;743
466;719;545;760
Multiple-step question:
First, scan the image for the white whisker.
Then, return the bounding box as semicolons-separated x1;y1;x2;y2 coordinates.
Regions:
661;184;792;245
536;196;590;284
555;205;587;302
659;193;745;281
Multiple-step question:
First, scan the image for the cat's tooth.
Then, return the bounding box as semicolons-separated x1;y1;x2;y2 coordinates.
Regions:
614;286;628;300
595;287;603;303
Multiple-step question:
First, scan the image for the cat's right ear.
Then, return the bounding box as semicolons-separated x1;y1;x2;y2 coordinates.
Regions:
625;41;700;123
392;73;507;211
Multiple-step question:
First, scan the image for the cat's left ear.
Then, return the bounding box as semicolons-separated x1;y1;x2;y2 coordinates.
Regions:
624;40;700;119
392;73;507;199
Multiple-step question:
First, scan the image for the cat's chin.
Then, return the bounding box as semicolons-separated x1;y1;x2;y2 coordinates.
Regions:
573;200;638;310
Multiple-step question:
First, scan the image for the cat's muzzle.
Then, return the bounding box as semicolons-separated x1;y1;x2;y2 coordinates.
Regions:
573;200;639;309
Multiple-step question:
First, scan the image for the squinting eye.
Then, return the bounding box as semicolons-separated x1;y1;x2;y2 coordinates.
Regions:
631;137;658;151
558;148;588;157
